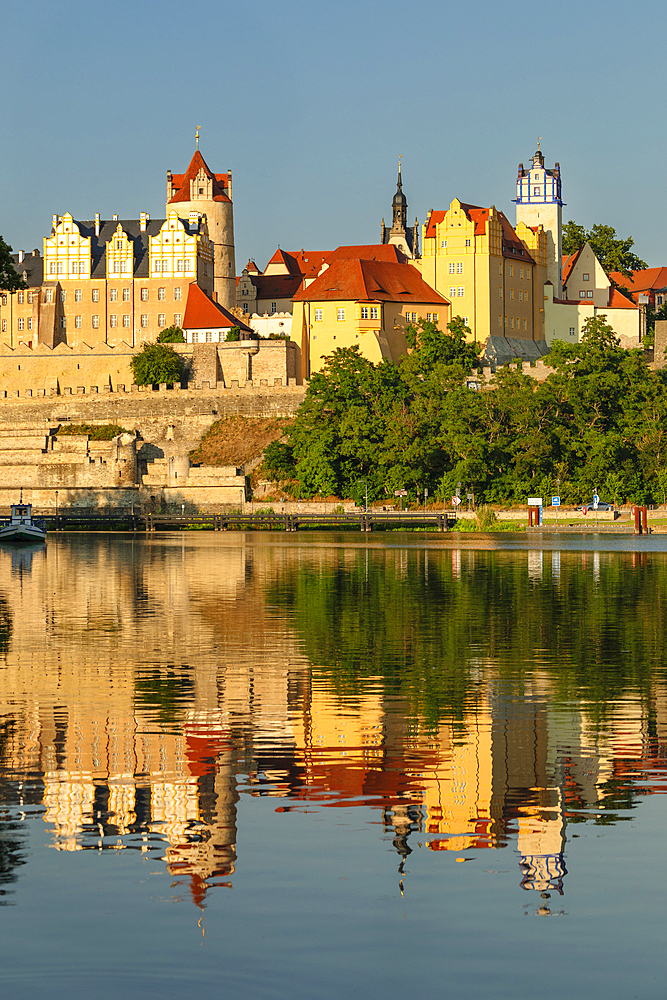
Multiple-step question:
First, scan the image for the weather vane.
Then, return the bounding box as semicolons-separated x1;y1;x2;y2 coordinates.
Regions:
195;125;201;149
537;137;542;151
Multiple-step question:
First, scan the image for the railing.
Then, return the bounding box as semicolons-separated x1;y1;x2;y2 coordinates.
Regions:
32;510;461;533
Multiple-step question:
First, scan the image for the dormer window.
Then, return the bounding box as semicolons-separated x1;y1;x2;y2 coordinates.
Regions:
198;188;204;195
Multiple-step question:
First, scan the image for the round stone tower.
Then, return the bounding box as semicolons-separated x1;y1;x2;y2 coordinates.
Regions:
166;148;236;310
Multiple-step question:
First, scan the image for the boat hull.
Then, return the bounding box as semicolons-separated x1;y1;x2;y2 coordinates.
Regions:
0;525;47;544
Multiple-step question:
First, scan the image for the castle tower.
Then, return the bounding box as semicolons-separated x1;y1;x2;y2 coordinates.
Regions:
166;146;236;309
514;144;563;296
381;162;420;259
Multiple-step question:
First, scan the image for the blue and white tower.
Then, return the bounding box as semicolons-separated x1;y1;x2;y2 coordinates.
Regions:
515;144;563;296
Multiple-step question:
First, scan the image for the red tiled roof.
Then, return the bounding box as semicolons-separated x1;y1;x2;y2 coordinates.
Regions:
424;210;446;238
562;250;581;285
608;287;638;309
329;244;408;264
609;266;667;294
251;274;304;300
245;260;261;274
284;250;331;277
182;284;252;331
293;259;449;305
168;151;231;204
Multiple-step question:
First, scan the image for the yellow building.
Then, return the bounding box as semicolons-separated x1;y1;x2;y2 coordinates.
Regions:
420;198;548;364
292;256;449;378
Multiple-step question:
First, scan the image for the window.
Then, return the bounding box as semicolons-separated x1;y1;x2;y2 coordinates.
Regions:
533;187;540;195
141;315;148;328
110;288;118;302
1;295;5;305
433;313;438;323
123;288;130;301
450;286;457;298
112;261;119;274
440;240;447;248
185;260;193;273
1;320;5;332
45;289;53;303
192;332;199;343
337;308;345;321
176;259;184;273
465;239;471;247
314;308;323;321
658;296;664;306
526;270;531;281
158;314;165;327
510;317;514;330
153;259;161;273
509;265;514;277
569;327;575;336
158;288;165;301
587;290;593;299
510;289;514;301
75;316;82;329
449;262;456;274
123;314;131;327
361;307;369;319
498;316;502;328
92;288;99;302
57;262;63;274
205;331;213;342
370;307;378;320
426;313;432;322
579;290;586;299
75;289;82;302
174;287;181;301
499;288;503;298
242;303;249;314
162;259;169;273
271;302;277;314
523;319;527;331
458;287;464;297
110;315;118;328
60;317;66;330
174;314;181;326
519;267;523;279
583;273;589;281
457;262;463;274
141;288;148;301
49;262;55;275
27;317;32;331
463;317;469;326
17;292;24;304
18;318;24;331
499;263;502;276
60;290;66;303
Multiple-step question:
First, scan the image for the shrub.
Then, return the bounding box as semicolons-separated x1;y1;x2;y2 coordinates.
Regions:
57;423;129;440
130;342;184;386
157;326;185;343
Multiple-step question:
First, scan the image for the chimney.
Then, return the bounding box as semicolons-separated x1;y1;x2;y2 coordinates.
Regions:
227;169;232;201
140;212;149;232
52;214;60;231
33;249;40;257
95;213;100;237
112;214;118;221
18;250;24;263
167;170;172;200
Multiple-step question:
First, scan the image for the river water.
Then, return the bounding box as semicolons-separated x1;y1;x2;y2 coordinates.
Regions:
1;531;667;998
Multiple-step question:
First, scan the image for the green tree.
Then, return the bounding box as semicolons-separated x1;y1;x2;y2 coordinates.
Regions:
226;326;241;342
130;342;184;386
157;326;185;343
0;237;26;292
562;221;647;277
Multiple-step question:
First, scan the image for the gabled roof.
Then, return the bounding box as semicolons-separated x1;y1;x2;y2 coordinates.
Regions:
328;244;408;264
251;274;304;300
609;266;667;294
183;284;252;332
293;259;448;305
608;287;638;309
562;250;582;285
424;210;446;239
424;204;534;262
168;150;231;204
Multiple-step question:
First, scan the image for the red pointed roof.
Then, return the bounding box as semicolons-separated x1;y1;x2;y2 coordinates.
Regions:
293;259;448;305
182;284;253;332
168;150;231;204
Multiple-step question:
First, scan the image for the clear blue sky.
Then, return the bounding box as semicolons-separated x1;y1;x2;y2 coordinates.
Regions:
2;0;665;269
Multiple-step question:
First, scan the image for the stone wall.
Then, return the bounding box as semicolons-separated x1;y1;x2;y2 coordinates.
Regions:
188;340;299;389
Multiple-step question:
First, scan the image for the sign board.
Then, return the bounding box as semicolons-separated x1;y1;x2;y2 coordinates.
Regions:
424;488;429;497
451;496;461;506
552;496;561;506
593;494;599;503
466;494;474;500
527;497;543;506
583;506;588;515
593;501;599;510
394;489;408;497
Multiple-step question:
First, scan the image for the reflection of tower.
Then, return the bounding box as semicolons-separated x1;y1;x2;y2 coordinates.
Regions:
517;786;567;894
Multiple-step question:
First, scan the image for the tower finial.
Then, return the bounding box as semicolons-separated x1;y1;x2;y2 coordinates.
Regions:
537;136;542;151
195;125;201;149
398;154;402;178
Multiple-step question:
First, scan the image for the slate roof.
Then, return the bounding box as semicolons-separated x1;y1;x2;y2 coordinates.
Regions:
10;251;43;287
183;283;253;332
293;259;448;305
71;217;206;278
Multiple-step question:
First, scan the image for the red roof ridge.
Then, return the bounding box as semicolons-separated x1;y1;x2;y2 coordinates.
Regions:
182;284;252;331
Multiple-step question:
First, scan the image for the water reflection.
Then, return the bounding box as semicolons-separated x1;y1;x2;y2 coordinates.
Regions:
0;535;666;912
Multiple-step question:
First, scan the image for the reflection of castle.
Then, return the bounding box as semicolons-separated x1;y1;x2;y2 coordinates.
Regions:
0;540;666;906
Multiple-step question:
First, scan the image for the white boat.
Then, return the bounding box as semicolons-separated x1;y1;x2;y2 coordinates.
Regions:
0;501;47;544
